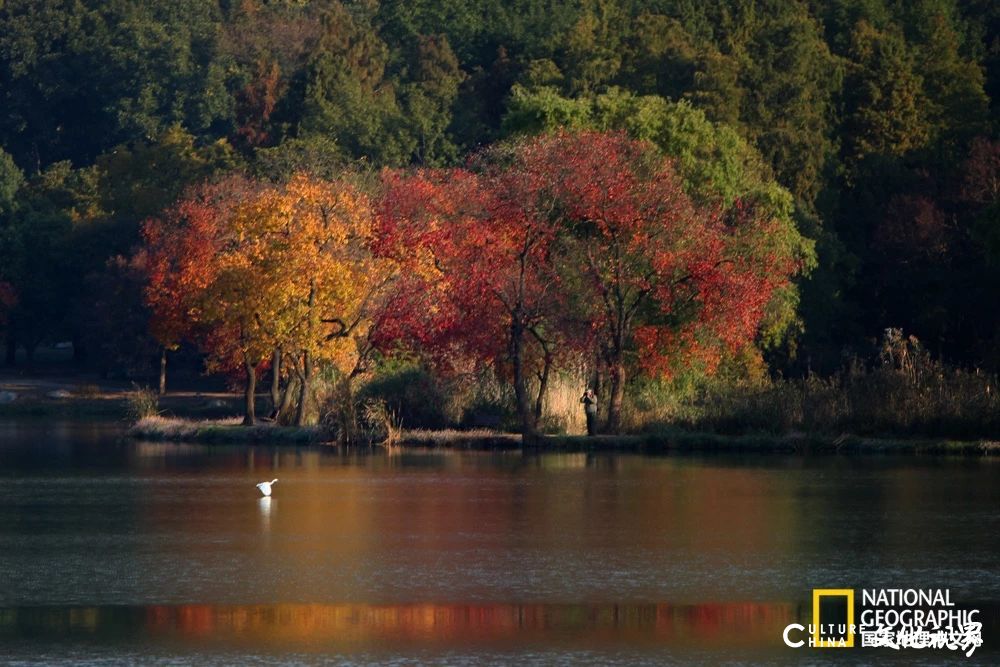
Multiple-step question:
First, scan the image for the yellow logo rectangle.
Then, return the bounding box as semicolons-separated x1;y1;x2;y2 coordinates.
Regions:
813;588;854;648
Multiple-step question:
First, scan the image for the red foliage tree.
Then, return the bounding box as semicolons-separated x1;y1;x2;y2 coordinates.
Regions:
543;131;801;431
143;175;269;423
378;131;804;435
371;168;474;357
376;159;566;435
234;59;283;149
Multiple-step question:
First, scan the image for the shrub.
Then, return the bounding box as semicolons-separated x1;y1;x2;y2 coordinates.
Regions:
357;365;451;429
457;372;517;430
125;384;159;422
319;375;359;443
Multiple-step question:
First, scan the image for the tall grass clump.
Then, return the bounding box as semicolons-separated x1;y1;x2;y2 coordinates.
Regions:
361;398;404;445
537;371;588;434
125;383;159;421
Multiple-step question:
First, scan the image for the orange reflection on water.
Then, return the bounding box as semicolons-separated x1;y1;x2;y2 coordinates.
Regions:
135;601;799;648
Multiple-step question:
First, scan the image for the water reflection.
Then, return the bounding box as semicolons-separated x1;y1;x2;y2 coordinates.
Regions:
258;497;272;532
3;601;996;655
1;421;999;662
0;427;997;607
0;601;799;647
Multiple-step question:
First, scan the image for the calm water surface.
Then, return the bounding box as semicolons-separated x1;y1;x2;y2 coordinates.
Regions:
0;419;997;664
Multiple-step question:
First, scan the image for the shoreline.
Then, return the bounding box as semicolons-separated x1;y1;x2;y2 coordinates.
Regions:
2;387;996;456
124;415;1000;456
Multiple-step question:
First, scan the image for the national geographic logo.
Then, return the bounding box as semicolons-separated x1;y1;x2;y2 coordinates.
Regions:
783;588;982;656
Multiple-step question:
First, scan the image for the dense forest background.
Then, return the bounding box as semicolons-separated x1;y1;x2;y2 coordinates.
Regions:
0;0;998;383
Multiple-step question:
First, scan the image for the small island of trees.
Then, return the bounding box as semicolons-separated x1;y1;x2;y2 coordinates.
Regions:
142;130;809;437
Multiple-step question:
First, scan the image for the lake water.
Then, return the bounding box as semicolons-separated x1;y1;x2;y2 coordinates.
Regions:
0;420;998;664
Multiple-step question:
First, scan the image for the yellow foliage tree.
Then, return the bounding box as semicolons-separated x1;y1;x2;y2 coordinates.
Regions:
262;173;397;425
146;173;397;426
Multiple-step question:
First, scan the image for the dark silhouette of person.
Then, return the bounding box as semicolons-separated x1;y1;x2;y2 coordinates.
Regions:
580;388;598;436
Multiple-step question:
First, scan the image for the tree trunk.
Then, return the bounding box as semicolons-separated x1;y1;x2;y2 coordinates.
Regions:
510;320;536;437
295;349;312;426
4;330;15;367
532;347;552;427
607;359;626;434
158;348;167;396
243;355;257;426
295;283;316;427
269;348;281;418
278;375;299;425
336;375;357;444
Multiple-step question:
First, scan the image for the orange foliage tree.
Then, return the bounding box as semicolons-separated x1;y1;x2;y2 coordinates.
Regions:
262;174;397;426
144;175;274;424
143;173;397;425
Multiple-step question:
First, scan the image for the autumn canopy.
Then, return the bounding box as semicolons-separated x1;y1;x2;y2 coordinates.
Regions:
143;131;808;434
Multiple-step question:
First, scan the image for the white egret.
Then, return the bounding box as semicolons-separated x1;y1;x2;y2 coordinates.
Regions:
256;478;278;497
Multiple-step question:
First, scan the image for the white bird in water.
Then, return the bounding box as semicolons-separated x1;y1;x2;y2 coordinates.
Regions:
256;479;278;497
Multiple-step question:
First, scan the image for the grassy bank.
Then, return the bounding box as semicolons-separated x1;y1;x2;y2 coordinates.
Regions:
8;351;1000;456
127;415;999;456
535;431;1000;456
129;417;521;448
130;416;321;444
397;428;998;456
398;429;522;449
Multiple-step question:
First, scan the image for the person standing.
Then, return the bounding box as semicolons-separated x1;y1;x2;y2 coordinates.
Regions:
580;388;598;436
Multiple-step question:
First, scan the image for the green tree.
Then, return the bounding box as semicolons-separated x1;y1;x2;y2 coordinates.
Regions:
252;136;347;182
842;21;930;170
96;126;239;238
0;148;23;213
70;127;239;372
0;162;104;361
0;147;24;363
0;0;231;171
618;13;698;99
907;6;990;148
734;2;841;208
560;0;626;95
298;2;413;166
399;35;465;165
